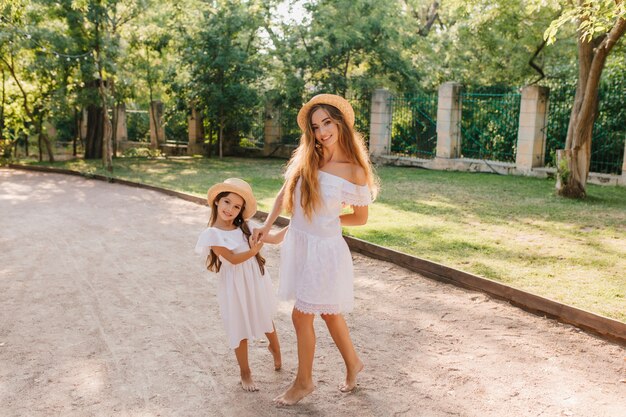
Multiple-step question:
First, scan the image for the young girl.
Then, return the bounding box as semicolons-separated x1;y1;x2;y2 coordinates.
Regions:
195;178;287;392
253;94;379;405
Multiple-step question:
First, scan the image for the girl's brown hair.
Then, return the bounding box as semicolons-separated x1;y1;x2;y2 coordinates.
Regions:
283;103;379;219
206;192;266;274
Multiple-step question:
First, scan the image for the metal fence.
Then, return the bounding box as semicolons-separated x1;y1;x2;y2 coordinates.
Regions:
543;78;625;175
163;107;189;144
276;92;372;147
346;92;371;144
389;92;438;159
543;82;574;167
459;89;521;163
126;109;150;142
591;78;626;174
277;103;301;145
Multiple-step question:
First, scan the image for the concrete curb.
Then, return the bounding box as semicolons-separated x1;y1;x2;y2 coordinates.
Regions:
8;163;625;346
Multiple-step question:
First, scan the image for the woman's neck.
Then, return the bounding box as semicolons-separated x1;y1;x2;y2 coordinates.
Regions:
322;144;347;164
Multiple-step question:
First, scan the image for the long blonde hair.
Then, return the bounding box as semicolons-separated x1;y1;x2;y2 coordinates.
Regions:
283;103;379;219
206;192;266;274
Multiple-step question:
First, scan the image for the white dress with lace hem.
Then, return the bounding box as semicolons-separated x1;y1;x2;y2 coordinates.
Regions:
195;225;277;349
278;170;372;315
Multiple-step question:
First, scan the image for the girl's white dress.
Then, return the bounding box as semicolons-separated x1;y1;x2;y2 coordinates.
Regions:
279;170;372;315
195;226;277;349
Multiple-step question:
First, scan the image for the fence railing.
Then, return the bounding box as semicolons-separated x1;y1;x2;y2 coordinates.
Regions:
543;82;573;167
347;92;371;144
64;80;623;179
389;92;438;159
459;90;521;163
591;78;626;174
126;109;150;142
543;79;625;175
163;108;189;144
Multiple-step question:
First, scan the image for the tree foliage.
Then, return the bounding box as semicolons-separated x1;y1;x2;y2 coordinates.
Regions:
1;0;623;172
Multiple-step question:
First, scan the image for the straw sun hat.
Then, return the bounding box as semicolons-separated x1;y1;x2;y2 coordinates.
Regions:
297;94;355;131
207;178;257;220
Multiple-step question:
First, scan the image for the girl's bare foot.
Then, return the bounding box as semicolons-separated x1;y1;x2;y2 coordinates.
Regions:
272;382;315;405
340;360;364;392
268;344;282;371
240;373;258;392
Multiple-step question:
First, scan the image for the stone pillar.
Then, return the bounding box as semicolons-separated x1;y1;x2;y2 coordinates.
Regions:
263;102;281;156
115;103;128;143
516;85;549;172
80;108;88;141
149;100;165;149
187;106;205;155
435;82;462;159
368;88;392;156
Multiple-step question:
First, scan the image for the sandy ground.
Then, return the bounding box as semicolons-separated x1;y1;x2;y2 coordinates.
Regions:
0;168;624;417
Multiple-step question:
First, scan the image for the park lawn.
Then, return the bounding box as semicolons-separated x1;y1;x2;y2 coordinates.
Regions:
21;156;626;322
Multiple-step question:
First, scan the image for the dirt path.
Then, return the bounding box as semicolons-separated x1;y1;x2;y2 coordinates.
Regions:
1;168;624;417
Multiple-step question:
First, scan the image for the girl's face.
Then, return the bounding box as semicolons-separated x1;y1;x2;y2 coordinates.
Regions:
311;108;339;149
215;192;244;224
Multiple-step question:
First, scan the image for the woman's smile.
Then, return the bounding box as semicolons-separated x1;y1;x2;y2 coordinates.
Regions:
311;108;339;149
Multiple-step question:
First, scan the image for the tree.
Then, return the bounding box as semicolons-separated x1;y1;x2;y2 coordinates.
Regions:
66;0;148;170
538;0;626;197
0;0;73;162
402;0;576;89
182;0;265;158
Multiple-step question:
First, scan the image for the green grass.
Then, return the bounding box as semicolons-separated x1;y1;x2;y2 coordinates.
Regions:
19;156;626;322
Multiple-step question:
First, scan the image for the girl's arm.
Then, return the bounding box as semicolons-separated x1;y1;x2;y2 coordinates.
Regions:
252;183;286;242
262;226;289;244
211;242;263;265
340;205;369;226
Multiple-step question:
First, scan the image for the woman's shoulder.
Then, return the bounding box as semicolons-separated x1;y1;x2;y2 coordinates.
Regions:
321;162;366;186
350;165;367;186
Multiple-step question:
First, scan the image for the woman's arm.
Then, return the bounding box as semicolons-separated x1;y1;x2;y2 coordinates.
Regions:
252;183;286;242
211;242;263;265
339;205;368;226
262;226;289;244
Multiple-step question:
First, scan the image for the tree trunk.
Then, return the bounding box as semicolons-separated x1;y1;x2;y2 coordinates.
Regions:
85;105;104;159
39;132;55;162
207;121;213;158
73;108;80;156
219;122;224;159
102;105;113;171
111;103;118;157
37;113;55;162
556;12;626;198
0;67;5;143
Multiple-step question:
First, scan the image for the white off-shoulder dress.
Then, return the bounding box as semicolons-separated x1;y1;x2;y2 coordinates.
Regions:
278;170;372;315
195;226;277;349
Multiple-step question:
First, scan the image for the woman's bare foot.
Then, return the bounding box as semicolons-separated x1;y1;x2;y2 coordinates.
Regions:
240;373;258;392
339;360;364;392
273;382;315;405
268;344;282;371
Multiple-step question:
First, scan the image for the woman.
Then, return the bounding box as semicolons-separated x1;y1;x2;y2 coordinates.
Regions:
253;94;378;405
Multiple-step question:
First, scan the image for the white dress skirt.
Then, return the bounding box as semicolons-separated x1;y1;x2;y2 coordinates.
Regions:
278;170;372;315
195;225;277;349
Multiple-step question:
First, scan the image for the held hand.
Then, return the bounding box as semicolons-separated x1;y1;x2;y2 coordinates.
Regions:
249;234;264;251
252;224;270;244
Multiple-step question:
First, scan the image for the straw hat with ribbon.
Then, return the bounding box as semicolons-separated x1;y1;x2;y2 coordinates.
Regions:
207;178;257;220
297;94;355;131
